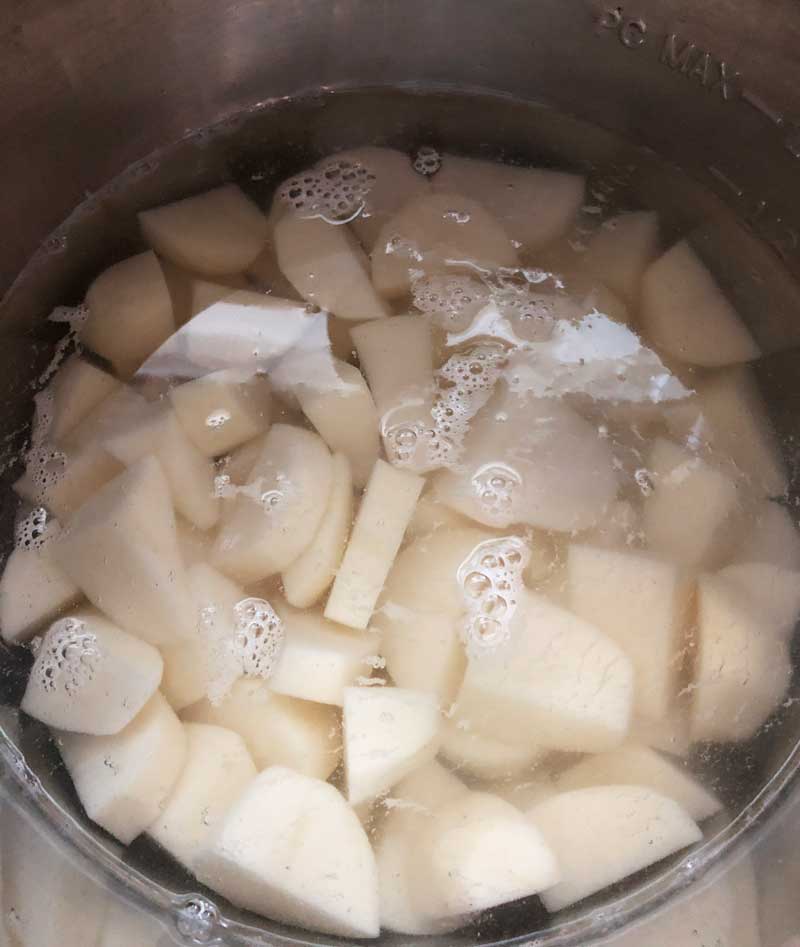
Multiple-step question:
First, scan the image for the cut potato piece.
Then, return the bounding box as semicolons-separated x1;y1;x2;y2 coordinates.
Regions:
282;453;353;608
325;459;424;630
529;786;701;911
456;590;633;753
83;251;175;378
222;433;267;485
577;499;641;550
213;424;332;582
270;604;375;706
716;561;800;639
22;610;163;735
491;779;557;811
0;522;81;644
641;241;759;367
557;746;721;821
567;544;693;720
149;723;257;869
371;192;519;298
58;692;187;844
274;211;390;321
434;385;619;532
344;686;441;804
737;500;800;570
62;384;149;451
170;370;272;458
183;679;340;779
583;211;660;304
351;316;436;471
629;699;693;758
441;715;545;780
406;491;471;538
431;155;584;252
415;792;560;917
643;438;742;568
196;766;379;938
295;360;379;487
51;457;196;644
691;574;792;742
175;517;214;567
48;355;119;443
140;184;268;276
375;528;490;704
105;404;219;530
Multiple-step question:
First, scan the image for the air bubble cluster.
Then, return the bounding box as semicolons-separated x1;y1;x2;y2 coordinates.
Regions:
36;617;100;697
15;507;49;551
411;274;488;332
457;536;530;657
205;409;231;429
413;146;442;177
233;597;285;679
21;445;68;505
277;158;376;223
472;463;523;519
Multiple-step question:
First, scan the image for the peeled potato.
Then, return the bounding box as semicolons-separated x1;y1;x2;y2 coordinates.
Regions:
717;561;800;640
57;692;187;844
583;211;660;304
61;385;149;451
415;792;560;917
456;590;633;753
105;404;219;530
406;491;471;539
170;370;272;458
50;457;196;644
48;355;119;443
344;685;442;805
269;604;375;706
175;517;214;568
139;184;268;276
642;438;742;568
567;544;693;720
431;155;585;253
282;453;353;608
183;679;340;780
195;766;380;939
0;522;81;644
371;191;519;299
691;574;792;742
22;610;163;735
434;385;619;532
629;698;692;759
529;786;701;911
149;723;257;869
441;715;545;780
325;459;424;630
213;424;333;583
736;500;800;570
83;251;175;378
295;360;379;487
641;241;759;367
274;211;390;321
557;745;721;821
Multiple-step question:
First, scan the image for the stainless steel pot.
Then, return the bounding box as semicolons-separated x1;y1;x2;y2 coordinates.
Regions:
1;2;800;945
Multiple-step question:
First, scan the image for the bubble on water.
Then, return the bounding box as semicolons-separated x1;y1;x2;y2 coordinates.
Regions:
384;234;424;261
49;304;88;328
260;489;284;511
472;463;522;519
457;536;530;658
411;274;489;331
413;146;442;177
276;157;376;223
205;409;231;429
15;506;49;551
21;444;68;505
443;209;471;224
634;467;655;496
233;597;285;679
36;617;101;697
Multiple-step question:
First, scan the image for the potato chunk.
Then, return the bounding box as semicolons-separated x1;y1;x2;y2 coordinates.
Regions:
57;692;187;843
48;355;119;443
195;766;379;938
139;184;268;276
529;787;701;911
22;610;163;734
583;211;660;304
441;715;545;780
641;241;759;366
83;251;175;377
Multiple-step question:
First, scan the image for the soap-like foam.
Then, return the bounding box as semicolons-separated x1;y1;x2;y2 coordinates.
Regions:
14;507;49;551
277;158;376;223
36;616;100;697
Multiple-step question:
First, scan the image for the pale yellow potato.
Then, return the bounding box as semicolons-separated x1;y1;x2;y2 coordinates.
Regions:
343;685;442;805
629;699;692;758
139;184;268;276
175;517;214;568
716;561;800;639
406;491;471;539
274;211;390;321
441;716;545;781
148;723;257;869
641;241;759;367
195;766;380;938
583;210;660;304
50;457;196;644
735;499;800;570
296;360;379;487
48;355;119;443
22;610;163;735
0;522;81;644
529;786;701;911
325;459;424;630
183;679;340;779
371;191;519;299
282;453;353;608
61;384;149;450
83;251;175;377
57;692;187;844
213;424;333;583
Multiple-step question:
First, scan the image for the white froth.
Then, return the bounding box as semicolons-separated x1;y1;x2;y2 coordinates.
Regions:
36;616;100;697
277;158;376;223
